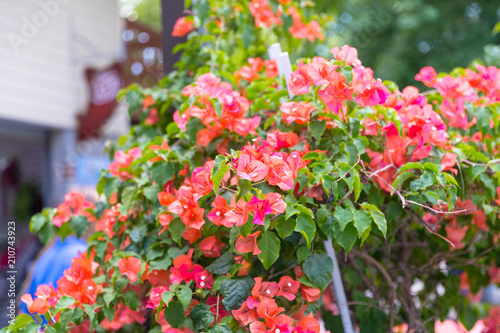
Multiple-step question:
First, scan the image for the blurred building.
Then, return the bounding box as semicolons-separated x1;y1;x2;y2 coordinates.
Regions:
0;0;129;324
0;0;128;213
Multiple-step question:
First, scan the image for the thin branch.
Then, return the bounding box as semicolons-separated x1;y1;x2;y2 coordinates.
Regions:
350;249;395;330
332;156;361;185
461;159;500;167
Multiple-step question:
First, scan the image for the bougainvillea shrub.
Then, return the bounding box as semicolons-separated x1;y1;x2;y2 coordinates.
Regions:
4;0;500;332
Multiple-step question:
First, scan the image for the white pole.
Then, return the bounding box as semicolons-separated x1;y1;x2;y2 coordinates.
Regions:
278;52;295;99
324;240;355;333
267;43;283;76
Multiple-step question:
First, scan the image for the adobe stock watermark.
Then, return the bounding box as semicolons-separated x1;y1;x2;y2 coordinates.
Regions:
6;221;16;325
7;0;70;54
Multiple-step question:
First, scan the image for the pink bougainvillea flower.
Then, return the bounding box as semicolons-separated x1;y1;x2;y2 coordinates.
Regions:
224;198;249;227
415;66;438;87
288;61;312;95
301;286;321;302
297;313;321;333
182;227;202;244
191;166;213;196
251;277;280;301
53;191;94;227
495;187;500;206
232;301;258;326
172;16;194;37
264;59;279;78
235;231;262;255
330;45;361;66
280;101;316;125
305;20;324;41
263;155;294;191
246;196;273;225
167;186;205;230
108;148;142;179
441;152;458;175
264;192;287;215
21;294;51;315
158;213;174;235
117;257;142;283
193;265;213;289
276;276;300;301
249;0;281;28
445;222;468;249
236;154;269;182
207;196;231;226
198;235;225;258
149;286;168;308
256;298;285;328
307;59;337;86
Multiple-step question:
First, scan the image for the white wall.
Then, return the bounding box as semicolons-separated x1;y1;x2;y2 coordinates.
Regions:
0;0;123;129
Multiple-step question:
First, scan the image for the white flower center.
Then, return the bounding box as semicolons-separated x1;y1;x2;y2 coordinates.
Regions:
88;286;93;290
288;283;292;287
215;211;221;216
200;281;205;287
266;290;271;295
201;275;206;280
275;329;280;333
183;204;188;209
154;271;158;275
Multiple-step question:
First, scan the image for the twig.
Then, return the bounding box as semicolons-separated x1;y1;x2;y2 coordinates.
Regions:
332;156;361;185
406;200;470;215
461;159;500;167
350;249;395;330
267;260;298;279
366;163;396;179
336;190;352;206
420;89;438;96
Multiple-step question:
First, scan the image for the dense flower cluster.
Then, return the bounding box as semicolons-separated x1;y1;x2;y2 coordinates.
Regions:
13;0;500;331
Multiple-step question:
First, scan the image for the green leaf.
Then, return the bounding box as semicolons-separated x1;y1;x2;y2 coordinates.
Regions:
206;251;235;274
55;295;76;312
237;179;252;201
297;246;312;264
143;185;161;202
169;218;186;244
353;173;362;201
361;204;387;238
68;215;89;238
151;162;176;186
309;120;327;142
121;185;136;207
30;213;48;233
123;291;139;311
103;177;119;200
210;160;230;194
177;285;192;310
334;206;354;231
189;304;214;330
257;231;280;269
391;171;415;193
303;253;334;291
220;276;254;311
186;118;204;142
333;223;357;254
296;215;316;248
208;324;232;333
398;162;424;173
10;314;33;329
353;210;372;238
162;291;174;305
276;216;296;239
164;300;185;328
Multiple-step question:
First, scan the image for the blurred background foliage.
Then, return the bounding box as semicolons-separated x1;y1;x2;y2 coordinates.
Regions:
121;0;500;87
